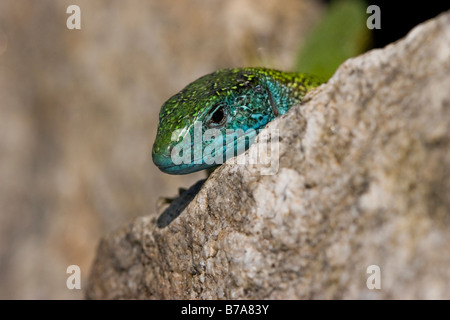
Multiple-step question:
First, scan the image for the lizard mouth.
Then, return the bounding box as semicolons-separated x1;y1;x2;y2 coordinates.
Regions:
152;130;259;175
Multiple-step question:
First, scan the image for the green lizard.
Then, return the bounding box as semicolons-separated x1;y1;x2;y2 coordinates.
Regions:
152;67;323;174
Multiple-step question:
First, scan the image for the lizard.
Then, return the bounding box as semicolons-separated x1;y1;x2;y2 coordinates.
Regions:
152;67;324;175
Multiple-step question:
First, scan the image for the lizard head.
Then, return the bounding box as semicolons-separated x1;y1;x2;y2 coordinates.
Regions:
152;68;316;174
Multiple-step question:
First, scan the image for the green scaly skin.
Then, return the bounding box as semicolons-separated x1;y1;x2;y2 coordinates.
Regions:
152;67;324;174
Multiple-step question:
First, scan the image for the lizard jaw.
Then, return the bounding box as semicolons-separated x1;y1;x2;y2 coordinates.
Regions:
152;129;258;175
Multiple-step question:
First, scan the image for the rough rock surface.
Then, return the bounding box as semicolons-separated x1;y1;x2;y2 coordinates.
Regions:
86;12;450;299
0;0;320;299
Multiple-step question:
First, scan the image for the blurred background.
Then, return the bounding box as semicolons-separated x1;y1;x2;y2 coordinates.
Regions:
0;0;448;299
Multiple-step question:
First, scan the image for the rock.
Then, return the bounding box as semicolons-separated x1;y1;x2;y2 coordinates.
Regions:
86;11;450;299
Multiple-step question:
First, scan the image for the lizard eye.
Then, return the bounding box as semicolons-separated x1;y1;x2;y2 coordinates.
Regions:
211;107;224;123
207;104;227;128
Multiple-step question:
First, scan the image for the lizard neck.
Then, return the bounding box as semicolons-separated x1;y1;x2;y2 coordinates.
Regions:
260;72;316;116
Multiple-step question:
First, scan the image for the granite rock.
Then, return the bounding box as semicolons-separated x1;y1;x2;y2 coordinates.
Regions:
86;11;450;299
